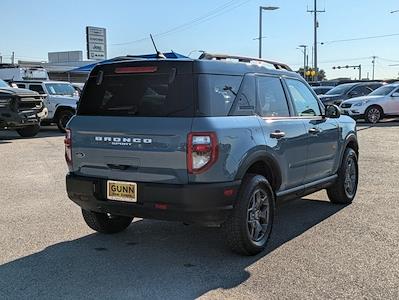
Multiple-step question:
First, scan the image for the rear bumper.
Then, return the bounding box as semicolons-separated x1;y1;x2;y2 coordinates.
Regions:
66;173;241;226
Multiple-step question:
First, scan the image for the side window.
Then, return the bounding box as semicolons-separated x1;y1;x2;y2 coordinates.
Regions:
286;78;321;117
256;76;290;117
197;74;242;116
17;84;26;89
351;86;372;96
230;75;256;116
29;84;45;94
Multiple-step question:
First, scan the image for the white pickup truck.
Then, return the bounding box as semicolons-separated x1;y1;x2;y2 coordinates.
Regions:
13;80;79;132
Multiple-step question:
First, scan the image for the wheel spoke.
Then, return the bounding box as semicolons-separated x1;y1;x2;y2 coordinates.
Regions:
253;221;262;240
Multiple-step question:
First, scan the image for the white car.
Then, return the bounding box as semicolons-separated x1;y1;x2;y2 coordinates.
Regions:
340;83;399;123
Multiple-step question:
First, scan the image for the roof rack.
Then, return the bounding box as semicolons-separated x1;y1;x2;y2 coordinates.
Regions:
198;53;292;71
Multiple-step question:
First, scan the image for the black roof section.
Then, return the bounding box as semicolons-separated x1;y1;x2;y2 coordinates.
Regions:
92;52;298;78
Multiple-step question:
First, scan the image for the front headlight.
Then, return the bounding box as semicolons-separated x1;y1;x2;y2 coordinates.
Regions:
353;101;368;107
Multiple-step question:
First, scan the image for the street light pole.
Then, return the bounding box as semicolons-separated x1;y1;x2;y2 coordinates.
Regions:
372;56;376;80
258;6;279;58
298;45;307;79
259;7;262;58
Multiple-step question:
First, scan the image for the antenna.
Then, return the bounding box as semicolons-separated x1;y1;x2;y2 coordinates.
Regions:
150;34;166;59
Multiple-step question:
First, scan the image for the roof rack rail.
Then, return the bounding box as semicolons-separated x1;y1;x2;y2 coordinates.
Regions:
198;52;292;71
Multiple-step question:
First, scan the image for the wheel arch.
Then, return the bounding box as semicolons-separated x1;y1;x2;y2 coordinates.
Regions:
235;150;282;192
55;106;76;117
343;133;359;159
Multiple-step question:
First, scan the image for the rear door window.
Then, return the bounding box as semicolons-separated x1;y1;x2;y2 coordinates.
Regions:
256;76;290;117
78;69;194;117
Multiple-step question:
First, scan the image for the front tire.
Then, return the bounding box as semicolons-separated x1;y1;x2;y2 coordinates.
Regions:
56;110;74;133
16;124;40;137
82;209;133;234
224;174;275;256
365;106;383;124
327;148;358;204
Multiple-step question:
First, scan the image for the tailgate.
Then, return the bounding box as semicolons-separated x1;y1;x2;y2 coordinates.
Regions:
69;116;192;184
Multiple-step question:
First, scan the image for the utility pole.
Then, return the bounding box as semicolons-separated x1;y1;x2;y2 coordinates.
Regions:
308;0;325;81
11;52;15;65
372;56;377;80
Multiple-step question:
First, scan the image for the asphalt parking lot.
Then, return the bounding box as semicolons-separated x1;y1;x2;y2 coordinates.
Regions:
0;121;398;300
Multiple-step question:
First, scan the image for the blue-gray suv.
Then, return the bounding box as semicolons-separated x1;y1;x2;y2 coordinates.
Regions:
65;53;359;255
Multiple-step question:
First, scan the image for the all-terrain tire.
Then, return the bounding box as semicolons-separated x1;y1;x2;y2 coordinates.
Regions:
16;124;40;137
224;174;275;256
56;109;74;133
82;209;133;234
327;148;358;204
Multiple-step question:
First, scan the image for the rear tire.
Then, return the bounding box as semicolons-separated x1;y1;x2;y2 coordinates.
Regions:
365;105;383;124
327;148;358;204
56;109;74;133
224;174;275;256
82;209;133;234
16;124;40;137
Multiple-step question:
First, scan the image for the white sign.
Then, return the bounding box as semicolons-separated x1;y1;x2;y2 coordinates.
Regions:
86;26;107;60
89;51;106;60
88;43;106;52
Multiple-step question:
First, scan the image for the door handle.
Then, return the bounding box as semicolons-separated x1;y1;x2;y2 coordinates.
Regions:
308;127;320;135
270;131;286;139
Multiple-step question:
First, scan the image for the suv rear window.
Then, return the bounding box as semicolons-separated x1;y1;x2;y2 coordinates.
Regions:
78;70;194;117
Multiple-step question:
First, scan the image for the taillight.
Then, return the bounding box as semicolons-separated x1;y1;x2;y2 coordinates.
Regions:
64;129;72;170
187;132;218;174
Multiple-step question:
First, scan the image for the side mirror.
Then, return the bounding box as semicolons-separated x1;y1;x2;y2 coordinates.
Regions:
391;92;399;97
324;104;341;118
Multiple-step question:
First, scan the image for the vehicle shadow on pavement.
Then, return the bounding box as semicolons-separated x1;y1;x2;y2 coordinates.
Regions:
0;198;347;299
0;127;63;140
356;119;399;131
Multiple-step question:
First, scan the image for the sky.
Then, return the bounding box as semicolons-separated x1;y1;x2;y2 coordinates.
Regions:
1;0;399;80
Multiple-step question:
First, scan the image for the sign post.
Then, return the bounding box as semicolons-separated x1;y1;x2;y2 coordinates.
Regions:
86;26;107;60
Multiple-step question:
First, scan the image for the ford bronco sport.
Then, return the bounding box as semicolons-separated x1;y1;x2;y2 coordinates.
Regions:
65;53;359;255
0;79;47;137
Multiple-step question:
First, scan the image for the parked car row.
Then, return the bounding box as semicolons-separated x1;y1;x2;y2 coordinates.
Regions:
13;81;79;132
0;79;47;137
339;83;399;123
0;64;81;136
311;81;399;123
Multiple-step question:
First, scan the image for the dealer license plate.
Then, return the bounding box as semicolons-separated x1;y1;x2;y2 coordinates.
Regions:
107;180;137;202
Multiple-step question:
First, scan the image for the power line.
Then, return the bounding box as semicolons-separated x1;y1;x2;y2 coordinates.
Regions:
321;33;399;45
111;0;252;46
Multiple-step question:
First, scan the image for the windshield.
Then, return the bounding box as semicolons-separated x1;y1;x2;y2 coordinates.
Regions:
45;83;77;96
325;84;354;95
0;79;9;88
369;85;397;96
